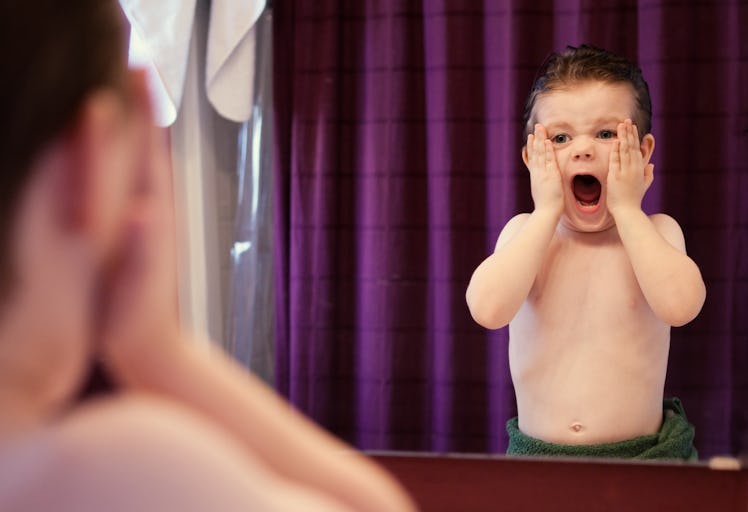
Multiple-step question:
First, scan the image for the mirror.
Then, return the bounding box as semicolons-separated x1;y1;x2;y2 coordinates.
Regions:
220;2;747;463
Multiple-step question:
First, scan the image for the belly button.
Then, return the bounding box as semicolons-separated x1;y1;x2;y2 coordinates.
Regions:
570;423;584;433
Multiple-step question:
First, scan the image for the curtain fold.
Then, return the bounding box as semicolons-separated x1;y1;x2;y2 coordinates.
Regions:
274;0;748;457
226;9;276;384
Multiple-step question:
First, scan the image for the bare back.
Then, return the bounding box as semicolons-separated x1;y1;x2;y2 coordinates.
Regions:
0;395;354;512
508;216;670;445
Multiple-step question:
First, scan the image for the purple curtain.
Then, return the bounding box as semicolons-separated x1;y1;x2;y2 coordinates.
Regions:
273;0;748;457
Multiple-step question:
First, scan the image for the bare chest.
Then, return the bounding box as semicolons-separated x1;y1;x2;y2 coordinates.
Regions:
507;233;671;441
520;236;657;336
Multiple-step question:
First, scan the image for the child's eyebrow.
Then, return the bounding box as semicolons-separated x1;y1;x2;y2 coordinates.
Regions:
544;117;625;131
544;121;573;131
593;116;626;126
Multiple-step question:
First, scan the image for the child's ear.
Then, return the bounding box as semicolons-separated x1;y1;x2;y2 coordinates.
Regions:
640;133;655;164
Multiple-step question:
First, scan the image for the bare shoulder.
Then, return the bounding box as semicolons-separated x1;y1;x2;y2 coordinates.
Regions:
649;213;687;252
0;394;350;512
495;213;532;251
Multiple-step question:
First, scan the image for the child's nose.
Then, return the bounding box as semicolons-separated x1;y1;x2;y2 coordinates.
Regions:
572;140;595;160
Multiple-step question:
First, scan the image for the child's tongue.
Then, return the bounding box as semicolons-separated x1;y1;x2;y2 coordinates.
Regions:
573;175;601;205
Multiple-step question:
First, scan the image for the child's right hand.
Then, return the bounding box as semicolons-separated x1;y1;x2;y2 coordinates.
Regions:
524;124;564;216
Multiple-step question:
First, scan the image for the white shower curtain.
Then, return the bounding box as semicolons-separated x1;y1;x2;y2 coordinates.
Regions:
119;0;275;383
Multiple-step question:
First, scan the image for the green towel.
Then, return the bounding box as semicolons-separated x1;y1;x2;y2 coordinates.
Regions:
506;398;697;461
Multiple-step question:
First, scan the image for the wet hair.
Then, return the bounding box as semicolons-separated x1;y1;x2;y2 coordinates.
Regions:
522;44;652;139
0;0;128;292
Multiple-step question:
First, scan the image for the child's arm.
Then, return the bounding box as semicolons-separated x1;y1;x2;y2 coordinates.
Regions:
608;120;706;326
613;209;705;326
466;124;562;329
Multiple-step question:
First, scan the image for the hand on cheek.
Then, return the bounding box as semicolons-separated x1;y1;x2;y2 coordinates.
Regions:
97;83;182;386
526;124;564;217
606;119;654;218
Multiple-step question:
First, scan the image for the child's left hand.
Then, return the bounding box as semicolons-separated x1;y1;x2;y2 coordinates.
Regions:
606;119;654;217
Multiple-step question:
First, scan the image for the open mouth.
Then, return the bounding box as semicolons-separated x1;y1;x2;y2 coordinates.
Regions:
572;174;601;207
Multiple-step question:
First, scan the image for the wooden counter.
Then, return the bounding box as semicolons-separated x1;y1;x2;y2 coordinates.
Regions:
371;452;748;512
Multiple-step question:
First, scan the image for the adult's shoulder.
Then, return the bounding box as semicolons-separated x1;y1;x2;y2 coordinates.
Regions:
0;394;350;512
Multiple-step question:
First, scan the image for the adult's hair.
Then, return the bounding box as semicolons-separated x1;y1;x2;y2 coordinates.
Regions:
0;0;128;292
522;44;652;139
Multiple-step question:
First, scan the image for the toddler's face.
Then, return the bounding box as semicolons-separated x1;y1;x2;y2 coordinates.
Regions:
532;80;638;232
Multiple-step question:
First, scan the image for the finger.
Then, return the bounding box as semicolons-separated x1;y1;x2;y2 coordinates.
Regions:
534;123;546;148
535;123;547;139
628;121;639;157
610;139;621;175
544;139;555;171
618;121;630;169
526;133;535;164
631;122;640;146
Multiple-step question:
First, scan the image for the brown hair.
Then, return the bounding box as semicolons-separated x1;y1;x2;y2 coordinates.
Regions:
0;0;128;291
522;44;652;139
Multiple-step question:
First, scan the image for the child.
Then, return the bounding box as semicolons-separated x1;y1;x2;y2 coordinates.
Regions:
466;45;705;459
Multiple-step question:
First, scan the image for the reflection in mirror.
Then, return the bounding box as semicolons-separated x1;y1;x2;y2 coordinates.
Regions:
145;1;748;457
263;2;747;461
466;44;703;461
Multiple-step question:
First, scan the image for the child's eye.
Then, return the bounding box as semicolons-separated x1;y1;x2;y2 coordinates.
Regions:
598;130;616;139
551;134;569;144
